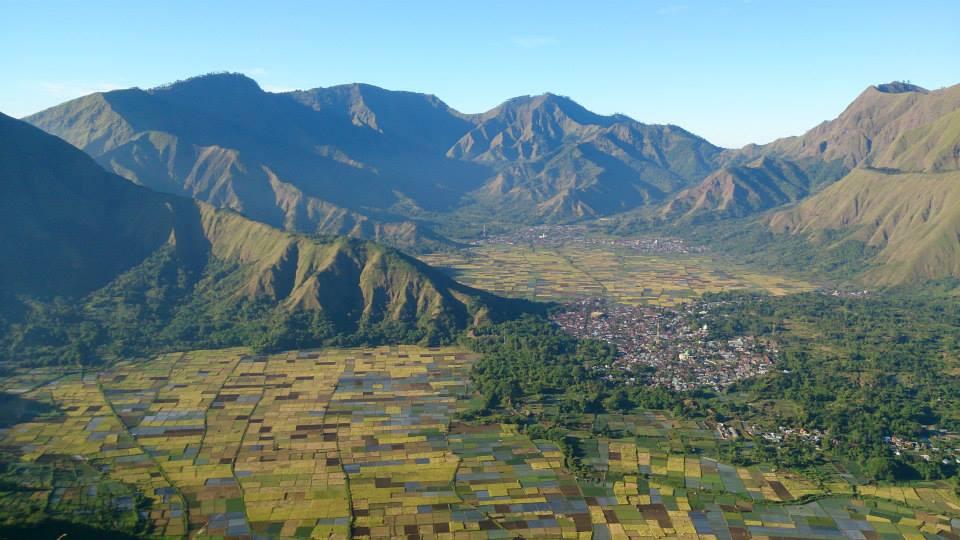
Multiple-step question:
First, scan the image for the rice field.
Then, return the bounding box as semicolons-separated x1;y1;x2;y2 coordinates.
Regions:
1;346;958;539
419;244;815;306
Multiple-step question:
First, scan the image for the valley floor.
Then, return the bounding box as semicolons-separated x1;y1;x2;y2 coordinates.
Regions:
418;238;814;307
0;346;957;539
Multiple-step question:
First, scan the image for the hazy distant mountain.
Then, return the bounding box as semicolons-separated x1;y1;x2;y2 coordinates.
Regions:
290;82;476;154
27;73;723;229
26;73;476;251
660;157;810;222
451;93;722;220
0;112;529;363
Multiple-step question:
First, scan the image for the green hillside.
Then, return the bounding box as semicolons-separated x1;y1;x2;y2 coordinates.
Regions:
744;84;960;286
872;107;960;172
767;168;960;285
664;82;960;286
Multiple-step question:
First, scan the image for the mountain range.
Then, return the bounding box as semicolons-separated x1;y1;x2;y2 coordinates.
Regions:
25;73;722;234
20;73;960;286
0;112;532;365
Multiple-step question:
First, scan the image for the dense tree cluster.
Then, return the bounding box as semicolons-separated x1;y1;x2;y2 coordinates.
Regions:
698;290;960;480
461;315;693;472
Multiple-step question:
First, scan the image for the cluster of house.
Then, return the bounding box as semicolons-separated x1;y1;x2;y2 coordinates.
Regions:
823;288;871;298
715;423;740;440
748;425;830;448
552;298;775;392
715;421;831;447
884;434;960;465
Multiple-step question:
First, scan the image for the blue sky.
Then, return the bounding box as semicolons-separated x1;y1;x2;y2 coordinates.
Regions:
1;0;957;147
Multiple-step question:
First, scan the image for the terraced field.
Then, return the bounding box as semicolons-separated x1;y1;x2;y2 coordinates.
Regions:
1;346;958;539
419;244;814;306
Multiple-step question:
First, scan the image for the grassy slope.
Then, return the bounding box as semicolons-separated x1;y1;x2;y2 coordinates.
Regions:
767;168;960;285
713;84;960;287
726;83;960;174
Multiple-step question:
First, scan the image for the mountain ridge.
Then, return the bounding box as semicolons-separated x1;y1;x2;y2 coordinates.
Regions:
26;72;724;226
22;74;960;287
659;81;960;224
27;74;466;251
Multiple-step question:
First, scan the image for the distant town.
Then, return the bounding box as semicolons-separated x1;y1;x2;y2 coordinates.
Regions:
552;297;776;392
475;225;706;255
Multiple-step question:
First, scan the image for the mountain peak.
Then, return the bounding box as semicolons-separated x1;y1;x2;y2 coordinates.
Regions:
502;92;580;109
873;81;928;94
151;72;263;99
492;92;610;128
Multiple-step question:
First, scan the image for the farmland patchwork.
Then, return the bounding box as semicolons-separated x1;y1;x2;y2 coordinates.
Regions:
1;347;958;538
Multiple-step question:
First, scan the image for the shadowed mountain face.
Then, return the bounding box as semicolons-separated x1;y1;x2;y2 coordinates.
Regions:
26;74;483;251
27;73;723;228
0;113;533;363
0;111;182;298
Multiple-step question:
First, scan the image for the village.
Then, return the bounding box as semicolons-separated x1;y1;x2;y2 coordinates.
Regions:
885;433;960;466
475;225;705;255
552;297;776;392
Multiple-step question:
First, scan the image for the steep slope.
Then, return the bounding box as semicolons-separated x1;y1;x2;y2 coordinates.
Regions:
448;93;615;161
290;83;477;154
661;157;810;221
746;83;960;286
41;74;959;231
766;168;960;285
25;74;466;251
665;82;960;226
726;82;960;182
0;110;181;298
0;113;531;364
451;93;722;221
871;107;960;172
